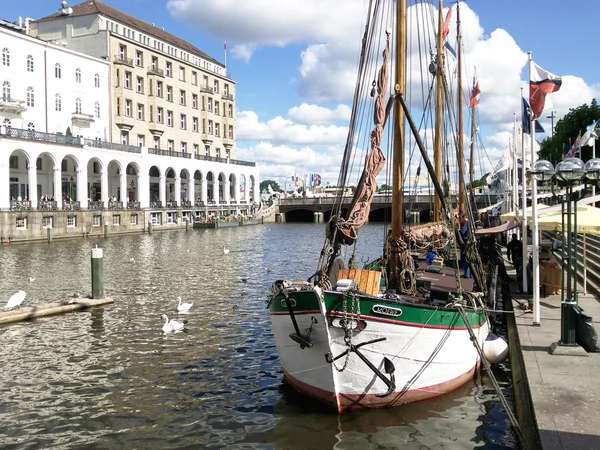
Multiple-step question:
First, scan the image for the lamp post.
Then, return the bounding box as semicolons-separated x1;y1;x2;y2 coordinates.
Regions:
69;175;74;201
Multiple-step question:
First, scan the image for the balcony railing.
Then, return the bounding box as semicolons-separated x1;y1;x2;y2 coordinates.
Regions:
166;201;178;208
0;97;26;114
88;201;104;210
229;159;256;167
194;200;205;207
10;201;32;211
38;201;58;211
200;86;214;94
3;127;81;146
72;112;95;123
84;139;141;154
108;201;123;210
147;66;164;77
150;201;162;209
148;148;192;159
127;201;141;209
222;93;234;101
63;201;81;210
114;55;133;67
181;201;191;208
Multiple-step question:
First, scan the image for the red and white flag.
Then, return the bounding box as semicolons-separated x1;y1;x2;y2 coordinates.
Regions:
529;62;562;120
469;78;481;108
442;6;453;41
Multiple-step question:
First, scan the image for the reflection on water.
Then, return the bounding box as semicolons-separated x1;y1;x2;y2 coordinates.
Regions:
0;224;516;449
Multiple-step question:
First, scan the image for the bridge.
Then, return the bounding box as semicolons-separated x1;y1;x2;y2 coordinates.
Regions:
276;194;498;222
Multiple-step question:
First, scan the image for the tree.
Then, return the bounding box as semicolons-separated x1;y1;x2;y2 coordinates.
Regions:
539;99;600;164
260;180;281;193
378;184;392;192
65;126;72;137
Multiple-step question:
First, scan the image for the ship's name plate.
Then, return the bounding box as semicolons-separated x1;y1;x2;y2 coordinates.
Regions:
372;305;402;317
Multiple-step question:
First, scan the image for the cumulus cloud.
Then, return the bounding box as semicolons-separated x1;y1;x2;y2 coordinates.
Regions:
287;103;352;125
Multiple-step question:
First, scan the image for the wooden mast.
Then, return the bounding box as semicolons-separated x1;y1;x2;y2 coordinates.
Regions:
469;76;477;188
433;0;444;222
391;0;407;237
457;0;466;217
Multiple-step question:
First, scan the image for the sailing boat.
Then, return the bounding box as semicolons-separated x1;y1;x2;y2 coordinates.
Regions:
267;0;493;412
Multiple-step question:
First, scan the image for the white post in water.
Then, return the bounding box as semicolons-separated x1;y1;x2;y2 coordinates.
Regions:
91;247;104;299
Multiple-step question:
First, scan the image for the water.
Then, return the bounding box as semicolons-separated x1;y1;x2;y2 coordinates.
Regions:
0;224;516;449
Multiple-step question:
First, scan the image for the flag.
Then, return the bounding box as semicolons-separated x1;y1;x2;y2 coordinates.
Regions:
486;147;512;185
521;97;545;134
444;41;457;58
224;41;227;50
530;62;562;120
469;78;481;108
591;118;600;139
442;6;453;41
310;173;322;187
565;132;582;159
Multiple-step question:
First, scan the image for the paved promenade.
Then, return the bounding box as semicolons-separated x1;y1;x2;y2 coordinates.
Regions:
511;270;600;449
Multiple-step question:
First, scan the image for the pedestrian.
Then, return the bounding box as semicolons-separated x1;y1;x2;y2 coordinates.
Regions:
506;233;523;271
459;215;472;278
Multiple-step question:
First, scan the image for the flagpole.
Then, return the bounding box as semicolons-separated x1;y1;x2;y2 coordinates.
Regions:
520;86;528;294
529;51;541;326
512;112;518;239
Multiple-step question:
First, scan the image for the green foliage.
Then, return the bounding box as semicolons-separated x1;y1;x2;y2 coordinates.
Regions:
260;180;281;193
65;127;72;137
539;99;600;164
378;184;392;192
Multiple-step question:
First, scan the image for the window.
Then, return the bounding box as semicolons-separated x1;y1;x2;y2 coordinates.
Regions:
208;98;213;112
95;101;100;118
42;216;53;228
137;135;145;147
149;79;153;96
216;148;221;158
136;77;144;93
149;105;153;122
193;143;199;154
93;215;102;227
150;212;161;225
28;122;35;132
192;71;197;85
125;99;132;116
157;81;163;97
166;86;172;102
9;155;18;169
75;68;81;83
215;122;220;137
116;69;120;87
181;142;187;153
192;94;198;109
167;212;177;224
2;48;9;66
26;87;35;107
166;61;172;77
228;104;233;118
180;114;186;129
224;84;229;96
228;125;233;139
119;44;126;60
15;217;27;230
179;66;185;81
113;215;121;226
125;71;131;89
121;131;129;145
27;55;34;72
167;110;173;126
137;104;144;120
208;120;213;134
55;63;61;78
67;216;77;228
167;140;174;151
116;98;120;115
151;56;158;71
213;79;219;93
153;136;159;149
179;90;186;105
75;98;82;114
2;81;10;100
95;73;100;87
193;117;198;132
203;75;208;87
157;107;163;123
135;50;142;66
214;101;219;116
130;214;138;225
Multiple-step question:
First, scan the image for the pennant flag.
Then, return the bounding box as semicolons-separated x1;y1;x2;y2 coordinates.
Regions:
469;78;481;108
444;41;457;58
521;97;545;134
224;41;227;50
530;62;562;120
442;6;453;41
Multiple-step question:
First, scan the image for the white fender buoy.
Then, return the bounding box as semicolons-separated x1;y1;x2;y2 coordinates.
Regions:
483;333;509;364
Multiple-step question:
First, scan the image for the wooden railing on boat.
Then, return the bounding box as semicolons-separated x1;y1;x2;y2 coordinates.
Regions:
338;269;381;296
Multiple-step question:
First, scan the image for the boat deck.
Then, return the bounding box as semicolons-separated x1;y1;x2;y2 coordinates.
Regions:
416;261;475;295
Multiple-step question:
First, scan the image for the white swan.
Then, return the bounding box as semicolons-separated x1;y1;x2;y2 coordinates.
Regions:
177;296;193;312
223;246;230;254
6;290;26;309
29;276;36;282
161;314;186;332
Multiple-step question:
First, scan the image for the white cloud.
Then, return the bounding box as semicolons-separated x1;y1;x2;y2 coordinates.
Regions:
287;103;352;124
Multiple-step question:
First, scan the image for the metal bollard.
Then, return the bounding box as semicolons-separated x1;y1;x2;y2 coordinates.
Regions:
47;227;52;243
148;221;153;234
186;220;189;232
104;223;109;238
91;247;104;299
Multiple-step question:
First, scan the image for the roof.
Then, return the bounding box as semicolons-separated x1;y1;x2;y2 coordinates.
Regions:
36;0;221;66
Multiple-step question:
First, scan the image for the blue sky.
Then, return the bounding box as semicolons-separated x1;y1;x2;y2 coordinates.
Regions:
2;0;599;188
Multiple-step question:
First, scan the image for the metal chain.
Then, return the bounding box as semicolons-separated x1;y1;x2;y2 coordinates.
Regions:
331;291;361;373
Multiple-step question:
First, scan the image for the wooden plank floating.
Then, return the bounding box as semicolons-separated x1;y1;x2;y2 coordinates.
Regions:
0;299;113;325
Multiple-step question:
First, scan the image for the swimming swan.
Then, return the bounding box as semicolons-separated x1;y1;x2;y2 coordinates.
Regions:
177;296;193;312
6;290;26;309
161;314;186;332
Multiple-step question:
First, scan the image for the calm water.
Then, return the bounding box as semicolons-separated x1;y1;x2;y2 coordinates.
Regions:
0;224;516;449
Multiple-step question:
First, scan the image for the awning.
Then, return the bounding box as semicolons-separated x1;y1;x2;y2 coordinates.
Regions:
477;199;504;214
475;220;520;235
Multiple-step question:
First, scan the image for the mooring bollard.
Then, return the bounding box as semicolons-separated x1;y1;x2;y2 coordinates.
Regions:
104;223;109;238
185;220;189;232
91;247;104;299
47;227;52;243
148;221;153;234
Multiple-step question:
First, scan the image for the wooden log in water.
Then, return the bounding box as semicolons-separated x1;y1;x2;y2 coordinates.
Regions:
0;299;113;325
